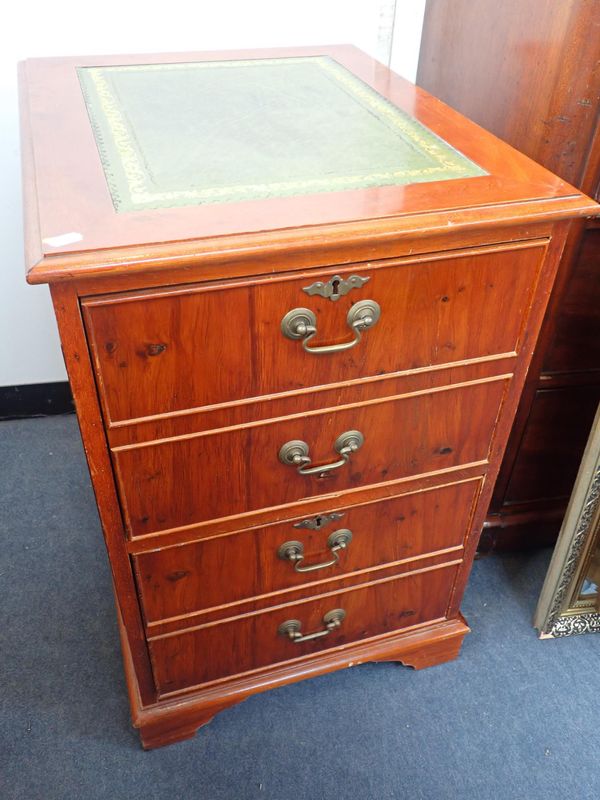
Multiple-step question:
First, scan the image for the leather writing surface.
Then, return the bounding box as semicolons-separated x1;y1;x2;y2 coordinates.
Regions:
78;56;486;212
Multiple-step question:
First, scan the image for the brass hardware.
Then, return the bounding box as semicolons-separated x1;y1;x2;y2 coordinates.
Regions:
278;439;311;469
303;274;370;301
280;299;380;354
278;430;364;476
293;512;345;530
278;609;346;643
280;307;316;340
277;529;353;573
347;299;380;330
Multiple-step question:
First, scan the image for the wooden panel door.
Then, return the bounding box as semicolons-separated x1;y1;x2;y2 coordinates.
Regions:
505;385;600;504
543;229;600;374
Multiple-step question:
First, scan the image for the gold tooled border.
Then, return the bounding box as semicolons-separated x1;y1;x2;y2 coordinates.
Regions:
78;56;485;212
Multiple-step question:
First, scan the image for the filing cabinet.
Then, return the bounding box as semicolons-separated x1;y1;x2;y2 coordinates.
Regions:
20;45;597;747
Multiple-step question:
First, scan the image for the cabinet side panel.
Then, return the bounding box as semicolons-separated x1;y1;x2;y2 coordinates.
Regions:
448;220;572;611
50;282;156;705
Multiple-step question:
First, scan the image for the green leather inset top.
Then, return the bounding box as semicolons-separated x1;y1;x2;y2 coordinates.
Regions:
78;56;486;213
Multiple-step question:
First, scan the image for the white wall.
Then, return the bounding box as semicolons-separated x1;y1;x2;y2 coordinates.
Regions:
0;0;425;386
389;0;427;82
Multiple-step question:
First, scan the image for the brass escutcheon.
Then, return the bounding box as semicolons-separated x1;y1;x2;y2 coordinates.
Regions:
293;512;345;530
303;274;370;301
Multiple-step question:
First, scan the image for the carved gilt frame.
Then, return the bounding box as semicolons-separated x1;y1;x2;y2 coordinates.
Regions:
534;403;600;638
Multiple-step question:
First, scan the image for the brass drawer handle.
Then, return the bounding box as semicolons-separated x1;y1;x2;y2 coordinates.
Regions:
278;609;346;643
278;430;364;476
277;529;353;573
280;299;380;354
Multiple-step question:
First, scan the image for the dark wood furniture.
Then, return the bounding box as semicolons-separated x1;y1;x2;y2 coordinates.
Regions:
418;0;600;550
19;45;597;748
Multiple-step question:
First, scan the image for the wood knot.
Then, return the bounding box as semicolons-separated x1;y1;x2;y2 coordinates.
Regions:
146;343;167;356
166;570;190;583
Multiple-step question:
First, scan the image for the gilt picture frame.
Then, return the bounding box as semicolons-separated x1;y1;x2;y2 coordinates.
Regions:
534;403;600;637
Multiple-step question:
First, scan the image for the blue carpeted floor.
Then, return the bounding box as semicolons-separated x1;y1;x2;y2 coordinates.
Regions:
1;415;599;799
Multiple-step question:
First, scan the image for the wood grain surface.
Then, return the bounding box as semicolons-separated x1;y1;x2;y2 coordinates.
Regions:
83;242;545;423
134;478;480;624
113;377;507;536
20;45;596;284
149;561;460;695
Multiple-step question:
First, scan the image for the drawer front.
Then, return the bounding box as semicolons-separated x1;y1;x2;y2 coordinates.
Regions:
135;478;480;623
149;562;460;695
84;243;544;422
115;377;507;536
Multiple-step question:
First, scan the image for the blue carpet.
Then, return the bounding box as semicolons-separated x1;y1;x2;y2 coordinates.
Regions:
1;415;599;799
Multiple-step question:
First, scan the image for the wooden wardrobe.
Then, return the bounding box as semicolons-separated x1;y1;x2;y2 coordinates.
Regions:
418;0;600;550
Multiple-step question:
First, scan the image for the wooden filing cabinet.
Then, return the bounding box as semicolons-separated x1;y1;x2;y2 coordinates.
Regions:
19;45;597;748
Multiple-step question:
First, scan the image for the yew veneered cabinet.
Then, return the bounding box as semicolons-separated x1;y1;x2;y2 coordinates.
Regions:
19;45;598;749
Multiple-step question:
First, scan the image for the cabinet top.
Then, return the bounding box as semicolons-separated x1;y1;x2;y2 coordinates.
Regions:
19;45;597;284
77;56;486;214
